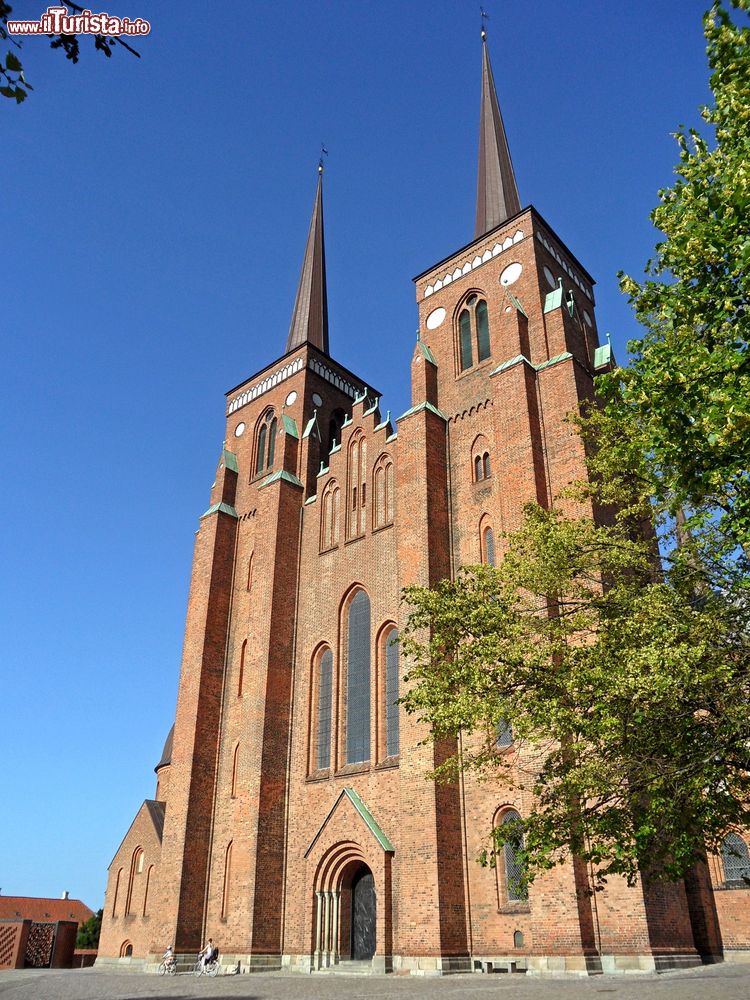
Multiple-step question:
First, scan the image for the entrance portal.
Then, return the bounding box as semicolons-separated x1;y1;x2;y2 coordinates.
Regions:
351;867;376;960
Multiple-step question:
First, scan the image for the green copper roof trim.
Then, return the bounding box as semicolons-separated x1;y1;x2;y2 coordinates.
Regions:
341;414;352;428
281;413;299;438
304;494;318;505
544;285;564;313
386;432;398;443
594;343;612;370
397;400;448;422
302;415;318;439
329;442;341;455
259;469;304;489
490;354;531;375
536;351;573;371
221;450;239;473
304;787;394;858
508;292;528;318
200;502;239;520
374;410;392;433
417;340;437;365
317;463;330;479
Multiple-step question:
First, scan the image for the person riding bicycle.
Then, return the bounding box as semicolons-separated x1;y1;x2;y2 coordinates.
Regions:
200;938;216;970
162;945;174;966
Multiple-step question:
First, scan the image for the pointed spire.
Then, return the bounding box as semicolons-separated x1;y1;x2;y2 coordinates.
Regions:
475;29;521;239
286;163;329;354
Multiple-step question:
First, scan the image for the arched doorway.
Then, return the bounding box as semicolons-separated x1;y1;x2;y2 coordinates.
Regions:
351;865;376;960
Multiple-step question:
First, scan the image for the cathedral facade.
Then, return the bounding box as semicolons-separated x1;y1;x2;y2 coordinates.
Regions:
97;36;750;975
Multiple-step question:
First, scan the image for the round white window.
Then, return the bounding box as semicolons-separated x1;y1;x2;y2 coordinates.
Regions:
500;262;523;286
234;422;245;438
312;392;323;407
285;390;298;406
425;306;446;330
543;266;556;289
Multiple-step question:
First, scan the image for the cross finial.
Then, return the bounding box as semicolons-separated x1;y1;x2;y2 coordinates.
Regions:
319;143;328;173
480;6;489;41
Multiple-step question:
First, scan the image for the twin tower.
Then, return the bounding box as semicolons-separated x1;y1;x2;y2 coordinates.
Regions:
96;33;737;975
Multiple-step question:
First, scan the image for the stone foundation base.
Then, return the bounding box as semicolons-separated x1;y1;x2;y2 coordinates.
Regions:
723;950;750;964
93;955;149;973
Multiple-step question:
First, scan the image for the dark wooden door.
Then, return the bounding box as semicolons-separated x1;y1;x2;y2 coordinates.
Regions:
351;868;376;960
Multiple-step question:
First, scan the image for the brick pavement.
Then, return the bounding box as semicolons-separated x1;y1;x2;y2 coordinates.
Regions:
1;965;750;1000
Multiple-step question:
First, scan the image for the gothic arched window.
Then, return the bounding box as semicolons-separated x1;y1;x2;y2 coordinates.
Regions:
721;832;750;886
346;591;371;764
221;841;233;919
347;432;367;539
384;627;400;758
316;647;333;770
496;718;513;749
256;410;277;475
458;294;491;371
483;525;496;566
373;454;394;529
495;808;528;903
321;480;341;550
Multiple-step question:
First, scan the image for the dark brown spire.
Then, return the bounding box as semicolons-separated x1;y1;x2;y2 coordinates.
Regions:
475;32;521;239
286;166;329;354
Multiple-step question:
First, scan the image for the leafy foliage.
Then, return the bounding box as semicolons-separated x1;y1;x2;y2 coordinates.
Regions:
401;504;750;889
75;909;102;949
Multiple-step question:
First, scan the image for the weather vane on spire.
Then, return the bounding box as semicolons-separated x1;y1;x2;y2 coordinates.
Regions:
480;6;489;40
319;143;329;173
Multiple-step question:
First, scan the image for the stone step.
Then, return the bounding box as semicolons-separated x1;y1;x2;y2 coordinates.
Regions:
318;960;376;975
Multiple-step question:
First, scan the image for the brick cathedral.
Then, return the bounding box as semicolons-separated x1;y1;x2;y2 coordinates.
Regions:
97;34;750;975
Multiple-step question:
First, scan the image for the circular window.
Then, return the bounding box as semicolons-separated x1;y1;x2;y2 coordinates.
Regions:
312;392;323;407
543;266;556;289
285;390;298;406
234;422;245;438
425;306;446;330
500;262;523;286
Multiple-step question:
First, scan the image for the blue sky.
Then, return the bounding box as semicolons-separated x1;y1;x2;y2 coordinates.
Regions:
3;0;713;910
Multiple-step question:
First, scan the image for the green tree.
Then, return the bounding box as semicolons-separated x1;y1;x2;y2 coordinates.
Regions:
594;0;750;551
76;909;103;949
401;503;750;890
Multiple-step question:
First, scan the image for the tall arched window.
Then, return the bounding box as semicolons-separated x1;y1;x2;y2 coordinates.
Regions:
256;410;277;474
458;294;491;371
221;841;233;919
317;648;333;769
459;309;473;370
483;525;496;566
321;480;341;550
721;832;750;886
483;452;491;479
373;454;394;529
498;809;528;902
346;591;371;764
246;553;253;591
472;435;491;482
474;455;482;481
496;718;513;749
347;432;367;539
384;628;400;758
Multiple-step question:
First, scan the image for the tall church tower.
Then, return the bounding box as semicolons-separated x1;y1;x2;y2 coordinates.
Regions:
97;29;729;976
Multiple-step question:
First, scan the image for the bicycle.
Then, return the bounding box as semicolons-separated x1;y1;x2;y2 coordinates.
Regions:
158;958;177;976
193;956;220;977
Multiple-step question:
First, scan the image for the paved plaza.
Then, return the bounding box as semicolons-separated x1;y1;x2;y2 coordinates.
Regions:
1;965;750;1000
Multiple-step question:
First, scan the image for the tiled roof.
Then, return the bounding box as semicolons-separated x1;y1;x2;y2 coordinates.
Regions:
145;799;166;842
0;896;95;925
